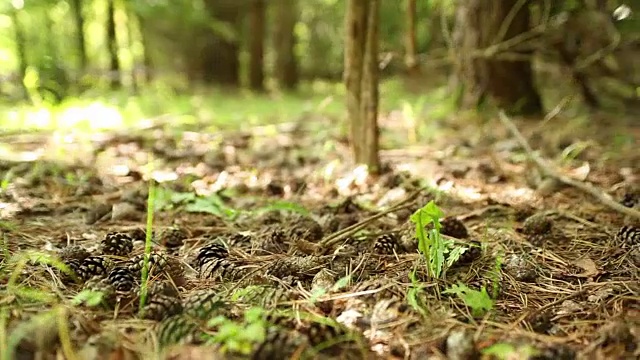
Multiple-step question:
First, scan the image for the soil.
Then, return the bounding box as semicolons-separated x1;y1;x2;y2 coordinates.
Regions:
0;111;638;360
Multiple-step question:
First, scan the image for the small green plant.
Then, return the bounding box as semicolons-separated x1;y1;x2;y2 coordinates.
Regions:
1;170;14;191
205;307;267;355
71;289;106;308
490;251;504;299
406;266;429;317
482;342;539;359
411;200;447;278
138;179;157;315
443;282;494;317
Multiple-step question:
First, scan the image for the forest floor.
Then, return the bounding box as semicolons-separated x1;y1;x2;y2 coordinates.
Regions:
0;87;639;360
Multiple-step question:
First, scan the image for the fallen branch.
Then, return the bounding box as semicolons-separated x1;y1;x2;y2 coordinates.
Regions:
317;188;424;253
498;111;640;220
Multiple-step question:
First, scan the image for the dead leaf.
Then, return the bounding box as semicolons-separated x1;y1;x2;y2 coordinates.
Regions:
568;162;590;181
572;257;599;277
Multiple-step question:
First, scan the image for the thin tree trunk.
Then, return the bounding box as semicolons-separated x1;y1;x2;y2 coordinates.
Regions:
344;0;380;173
249;0;266;91
201;0;241;86
136;15;154;83
106;0;121;89
9;6;27;97
70;0;87;72
274;0;299;90
452;0;542;115
404;0;420;74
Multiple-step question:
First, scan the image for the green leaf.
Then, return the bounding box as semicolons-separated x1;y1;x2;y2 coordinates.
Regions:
244;307;264;323
71;289;105;307
446;246;469;267
482;342;539;359
243;322;266;342
255;201;309;216
170;191;196;204
443;283;494;317
422;200;444;222
332;275;351;291
207;315;228;328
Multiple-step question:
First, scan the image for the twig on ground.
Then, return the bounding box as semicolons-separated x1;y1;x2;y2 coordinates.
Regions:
498;111;640;220
317;188;425;252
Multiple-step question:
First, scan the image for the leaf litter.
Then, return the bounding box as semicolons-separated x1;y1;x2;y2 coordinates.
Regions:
0;114;638;360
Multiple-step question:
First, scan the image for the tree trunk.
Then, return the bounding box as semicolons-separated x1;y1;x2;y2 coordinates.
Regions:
404;0;420;75
70;0;87;72
9;6;27;97
452;0;542;116
249;0;266;91
344;0;381;173
273;0;299;90
201;0;241;86
136;15;154;83
106;0;121;89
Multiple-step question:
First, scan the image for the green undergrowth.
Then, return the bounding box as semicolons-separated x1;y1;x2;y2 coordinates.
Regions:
0;78;428;135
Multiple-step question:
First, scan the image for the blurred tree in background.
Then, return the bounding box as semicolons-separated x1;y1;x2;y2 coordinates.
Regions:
0;0;638;164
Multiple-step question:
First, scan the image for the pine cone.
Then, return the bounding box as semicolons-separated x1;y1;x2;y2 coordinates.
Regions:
108;266;137;292
251;228;288;255
287;216;324;242
252;328;305;360
521;214;553;235
199;258;242;281
373;233;399;254
135;281;179;302
156;315;201;347
58;245;90;262
100;232;134;257
195;243;228;269
159;227;188;249
128;252;184;285
77;256;114;281
440;217;469;239
615;225;640;247
142;294;183;321
520;214;553;246
620;191;639;208
61;258;83;283
456;240;482;265
303;321;347;346
227;232;253;247
182;290;225;320
128;252;169;275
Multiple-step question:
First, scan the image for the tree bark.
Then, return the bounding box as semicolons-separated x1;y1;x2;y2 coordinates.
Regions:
9;6;27;97
200;0;242;86
452;0;542;115
404;0;420;75
249;0;266;91
273;0;299;90
136;14;154;83
70;0;87;72
344;0;380;173
106;0;121;89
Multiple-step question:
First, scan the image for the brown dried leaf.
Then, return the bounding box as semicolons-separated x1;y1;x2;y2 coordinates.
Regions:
572;257;599;277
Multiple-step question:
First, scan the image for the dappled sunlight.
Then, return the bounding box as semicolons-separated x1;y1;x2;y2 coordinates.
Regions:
3;100;124;132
